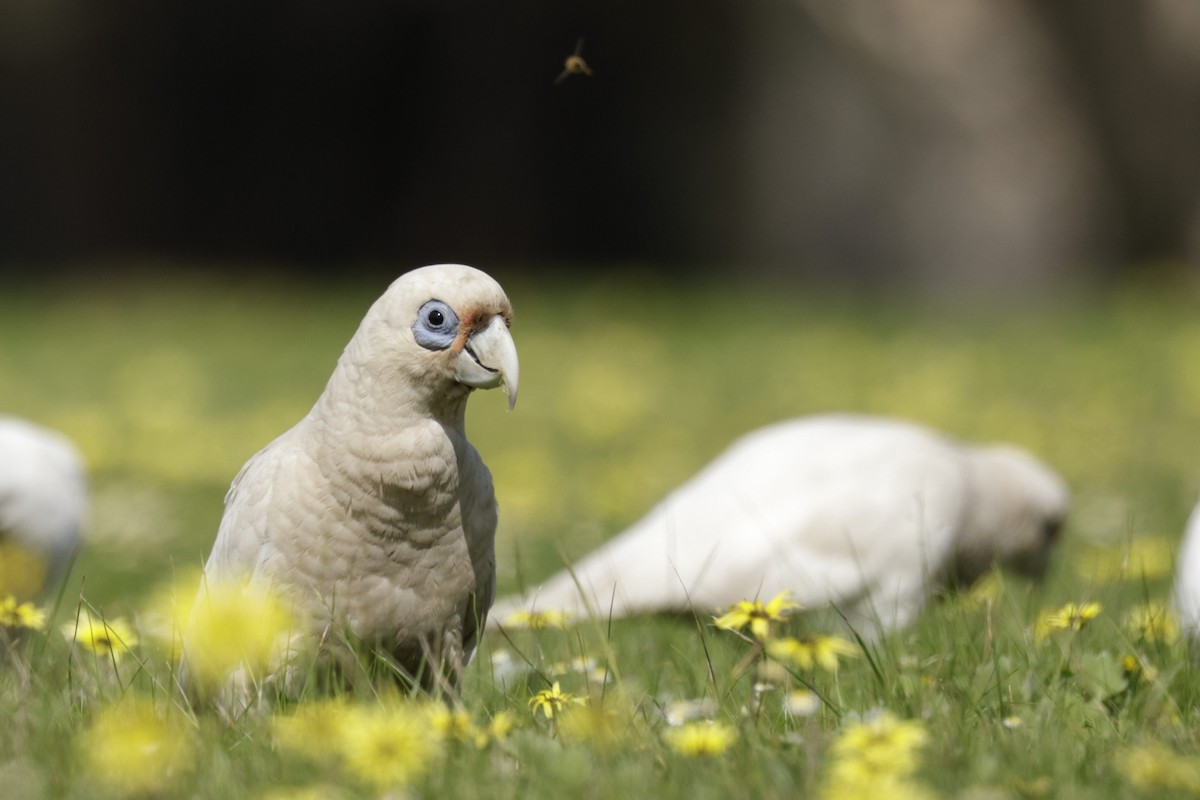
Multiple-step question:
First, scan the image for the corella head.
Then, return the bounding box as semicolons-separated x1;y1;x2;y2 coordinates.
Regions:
348;264;518;419
955;445;1069;585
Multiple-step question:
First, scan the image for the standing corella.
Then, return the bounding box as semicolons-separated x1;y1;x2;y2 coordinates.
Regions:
0;417;86;605
1173;502;1200;636
193;264;517;696
492;414;1068;636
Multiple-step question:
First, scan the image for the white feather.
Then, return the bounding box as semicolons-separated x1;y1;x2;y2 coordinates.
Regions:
0;416;87;599
1173;502;1200;636
492;414;1068;636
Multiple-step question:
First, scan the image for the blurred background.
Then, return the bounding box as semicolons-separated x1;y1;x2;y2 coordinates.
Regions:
2;1;1200;611
4;0;1200;290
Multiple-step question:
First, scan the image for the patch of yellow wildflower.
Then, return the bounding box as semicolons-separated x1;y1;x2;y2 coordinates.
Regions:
662;720;737;758
502;608;574;630
61;610;138;660
713;591;801;641
1117;743;1200;794
175;577;300;690
767;634;858;672
821;712;934;799
79;696;195;795
0;595;46;631
273;698;356;764
1122;602;1180;644
335;702;444;791
529;681;586;720
1034;601;1102;641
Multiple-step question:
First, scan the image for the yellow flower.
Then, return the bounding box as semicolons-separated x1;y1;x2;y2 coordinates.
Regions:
713;591;801;640
273;698;355;763
1122;653;1159;683
831;713;929;776
767;634;859;672
178;577;300;690
501;609;574;630
0;541;47;601
821;769;938;800
0;595;47;631
1117;743;1200;793
1123;602;1180;644
529;681;586;720
62;610;138;659
336;703;443;790
662;720;737;757
79;696;195;795
1034;601;1102;641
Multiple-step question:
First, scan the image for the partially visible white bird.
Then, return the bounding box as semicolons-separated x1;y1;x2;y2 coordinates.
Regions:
0;417;87;603
492;414;1068;636
193;264;518;692
1173;501;1200;636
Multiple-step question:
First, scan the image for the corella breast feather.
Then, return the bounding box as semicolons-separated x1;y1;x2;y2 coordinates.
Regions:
491;415;1068;637
192;264;517;697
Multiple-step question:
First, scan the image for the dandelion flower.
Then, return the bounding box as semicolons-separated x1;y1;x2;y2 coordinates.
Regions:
713;591;800;641
1117;743;1200;793
767;634;858;672
337;703;442;790
0;595;47;631
62;611;138;659
180;578;299;690
273;698;355;763
80;696;194;795
1034;601;1102;641
529;681;586;720
502;609;573;630
831;712;929;775
558;703;635;750
663;720;737;757
1123;602;1180;644
1122;653;1159;683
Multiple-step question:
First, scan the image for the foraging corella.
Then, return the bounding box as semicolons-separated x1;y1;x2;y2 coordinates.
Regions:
1173;502;1200;636
0;417;86;602
194;264;518;691
492;414;1068;635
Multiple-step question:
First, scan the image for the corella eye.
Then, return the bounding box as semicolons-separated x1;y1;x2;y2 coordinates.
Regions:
412;300;460;351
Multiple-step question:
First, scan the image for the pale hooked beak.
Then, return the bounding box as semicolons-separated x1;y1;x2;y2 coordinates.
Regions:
455;314;519;409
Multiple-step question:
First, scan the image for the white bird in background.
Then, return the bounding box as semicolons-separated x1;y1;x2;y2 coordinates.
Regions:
1172;502;1200;636
0;417;87;603
492;414;1068;636
195;264;518;691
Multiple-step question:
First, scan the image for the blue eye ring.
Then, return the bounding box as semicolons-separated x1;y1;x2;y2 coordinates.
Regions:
412;300;460;350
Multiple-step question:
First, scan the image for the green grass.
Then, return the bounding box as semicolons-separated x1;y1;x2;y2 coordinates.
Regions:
2;268;1200;798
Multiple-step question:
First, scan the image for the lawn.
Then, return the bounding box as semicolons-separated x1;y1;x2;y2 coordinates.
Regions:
1;267;1199;798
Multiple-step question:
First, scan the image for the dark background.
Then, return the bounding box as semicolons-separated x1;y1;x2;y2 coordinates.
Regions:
4;0;1200;291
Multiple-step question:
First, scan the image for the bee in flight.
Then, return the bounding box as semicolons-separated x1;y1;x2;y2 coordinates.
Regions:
555;38;593;86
